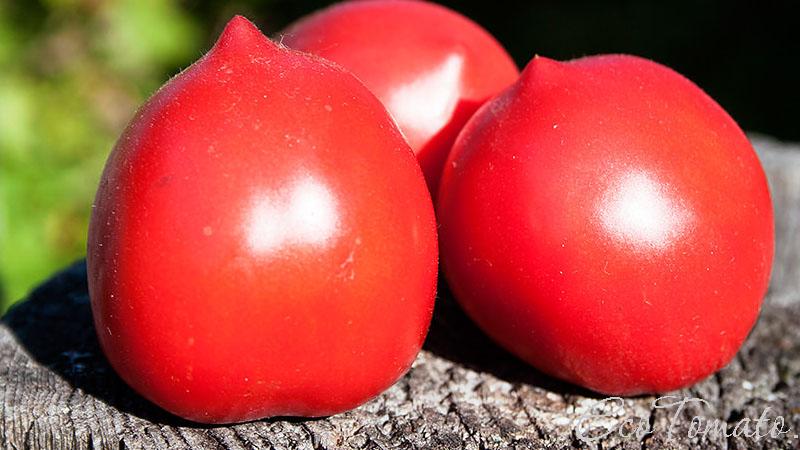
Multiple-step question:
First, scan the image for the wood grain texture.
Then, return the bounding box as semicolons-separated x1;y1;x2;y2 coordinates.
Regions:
2;136;799;450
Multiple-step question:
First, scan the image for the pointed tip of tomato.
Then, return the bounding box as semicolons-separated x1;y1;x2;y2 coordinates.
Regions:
213;15;277;55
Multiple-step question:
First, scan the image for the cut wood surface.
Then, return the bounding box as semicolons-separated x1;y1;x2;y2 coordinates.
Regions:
2;136;799;449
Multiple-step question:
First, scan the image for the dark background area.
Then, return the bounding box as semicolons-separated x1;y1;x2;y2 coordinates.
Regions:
1;0;798;310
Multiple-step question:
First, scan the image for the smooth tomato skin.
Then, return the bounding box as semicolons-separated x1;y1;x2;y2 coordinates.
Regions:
438;55;774;395
282;0;519;194
87;16;438;423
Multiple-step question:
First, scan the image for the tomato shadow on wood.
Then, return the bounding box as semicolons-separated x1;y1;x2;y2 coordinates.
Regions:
423;276;604;399
3;261;194;425
1;260;327;428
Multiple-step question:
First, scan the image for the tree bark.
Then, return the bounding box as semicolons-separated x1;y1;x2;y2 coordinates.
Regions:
2;136;799;450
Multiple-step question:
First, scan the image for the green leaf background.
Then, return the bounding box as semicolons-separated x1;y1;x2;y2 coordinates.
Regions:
0;0;202;310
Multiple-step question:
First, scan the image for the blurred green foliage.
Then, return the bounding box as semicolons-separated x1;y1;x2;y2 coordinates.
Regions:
0;0;202;310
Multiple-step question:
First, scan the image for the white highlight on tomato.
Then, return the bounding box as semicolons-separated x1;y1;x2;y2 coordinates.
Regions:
599;170;693;249
387;53;464;140
246;176;339;253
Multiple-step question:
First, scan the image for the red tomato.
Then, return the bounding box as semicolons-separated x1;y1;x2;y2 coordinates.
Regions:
87;16;438;423
282;0;519;194
438;55;774;395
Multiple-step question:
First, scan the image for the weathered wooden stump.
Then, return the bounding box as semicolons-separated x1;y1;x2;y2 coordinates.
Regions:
2;136;799;449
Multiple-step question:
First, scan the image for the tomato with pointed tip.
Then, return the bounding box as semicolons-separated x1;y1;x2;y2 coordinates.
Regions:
87;16;438;424
438;54;774;395
282;0;519;194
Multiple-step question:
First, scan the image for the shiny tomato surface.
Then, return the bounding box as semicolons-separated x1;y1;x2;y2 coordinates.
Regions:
438;54;774;395
87;16;438;423
282;0;519;194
